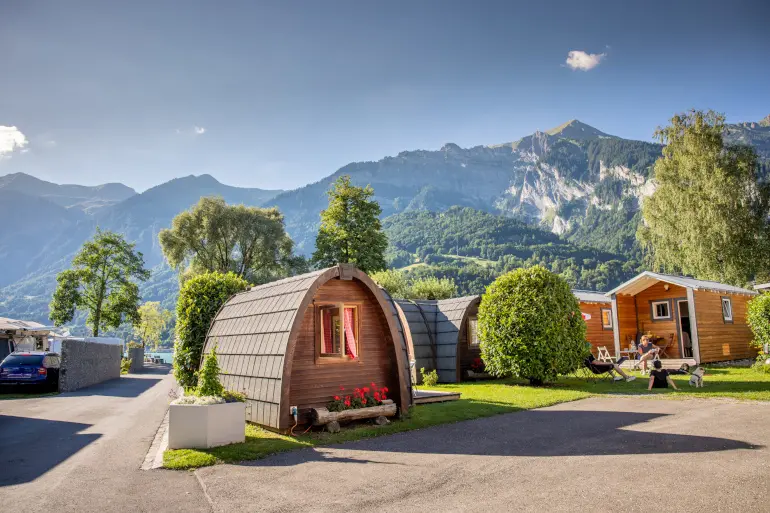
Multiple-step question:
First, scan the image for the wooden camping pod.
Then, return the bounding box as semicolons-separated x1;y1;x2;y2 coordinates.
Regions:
202;264;411;430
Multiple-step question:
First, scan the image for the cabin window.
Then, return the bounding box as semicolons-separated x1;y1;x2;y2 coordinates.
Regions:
319;304;359;359
721;297;733;323
651;300;671;320
468;317;479;346
601;308;613;329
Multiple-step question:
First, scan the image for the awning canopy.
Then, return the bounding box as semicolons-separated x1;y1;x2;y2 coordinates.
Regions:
0;317;52;332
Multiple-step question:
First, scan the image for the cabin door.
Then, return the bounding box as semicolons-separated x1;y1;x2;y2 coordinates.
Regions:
677;300;693;358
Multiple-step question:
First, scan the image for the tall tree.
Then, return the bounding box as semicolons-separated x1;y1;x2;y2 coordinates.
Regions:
312;175;388;273
638;110;770;285
159;196;297;284
50;229;150;336
135;301;173;350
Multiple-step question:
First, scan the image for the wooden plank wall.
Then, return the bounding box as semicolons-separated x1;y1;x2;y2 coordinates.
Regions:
616;294;638;352
580;301;615;356
457;304;481;379
632;281;687;358
694;290;756;363
289;279;400;424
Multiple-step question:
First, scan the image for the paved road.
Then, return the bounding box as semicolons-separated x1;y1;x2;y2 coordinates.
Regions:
0;365;209;512
197;397;770;513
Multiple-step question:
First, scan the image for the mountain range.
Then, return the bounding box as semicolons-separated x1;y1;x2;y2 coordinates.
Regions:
1;115;768;326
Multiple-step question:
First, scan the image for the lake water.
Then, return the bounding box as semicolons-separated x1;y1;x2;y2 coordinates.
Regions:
145;352;174;364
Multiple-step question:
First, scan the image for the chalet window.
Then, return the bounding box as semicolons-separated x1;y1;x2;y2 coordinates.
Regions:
651;300;671;320
468;317;479;346
601;308;613;330
319;304;359;359
722;297;733;323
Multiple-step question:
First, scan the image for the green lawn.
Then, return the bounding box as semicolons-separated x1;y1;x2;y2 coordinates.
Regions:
162;366;770;470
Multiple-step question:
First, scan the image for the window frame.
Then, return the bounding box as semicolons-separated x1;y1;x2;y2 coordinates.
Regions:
467;316;480;347
721;296;734;324
650;299;672;321
600;308;614;330
315;301;361;363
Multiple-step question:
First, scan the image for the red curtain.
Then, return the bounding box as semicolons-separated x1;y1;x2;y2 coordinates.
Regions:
344;308;357;359
323;310;333;353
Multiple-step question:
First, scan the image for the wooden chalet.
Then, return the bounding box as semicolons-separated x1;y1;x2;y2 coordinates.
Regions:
573;290;615;357
202;264;411;431
384;295;481;383
607;272;758;364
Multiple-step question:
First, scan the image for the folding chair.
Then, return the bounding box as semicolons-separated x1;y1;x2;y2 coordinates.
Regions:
596;346;613;362
582;355;619;383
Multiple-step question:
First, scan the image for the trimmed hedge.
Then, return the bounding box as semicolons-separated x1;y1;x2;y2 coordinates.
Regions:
174;272;249;388
478;265;587;385
748;293;770;356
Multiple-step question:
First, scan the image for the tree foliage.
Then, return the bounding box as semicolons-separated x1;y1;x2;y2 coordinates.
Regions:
639;110;770;285
135;301;173;350
159;196;299;285
174;271;249;389
312;175;388;273
197;345;225;397
477;266;588;385
370;269;410;298
407;276;456;300
748;294;770;355
50;229;150;336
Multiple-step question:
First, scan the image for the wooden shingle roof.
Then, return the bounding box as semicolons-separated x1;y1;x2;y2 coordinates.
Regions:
205;269;328;427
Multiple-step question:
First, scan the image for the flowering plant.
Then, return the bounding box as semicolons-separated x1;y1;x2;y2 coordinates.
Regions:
327;382;389;412
470;358;485;373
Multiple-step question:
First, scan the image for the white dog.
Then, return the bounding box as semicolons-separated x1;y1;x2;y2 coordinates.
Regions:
688;367;705;388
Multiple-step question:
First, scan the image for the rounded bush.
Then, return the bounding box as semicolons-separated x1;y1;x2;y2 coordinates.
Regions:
478;265;587;385
174;271;249;388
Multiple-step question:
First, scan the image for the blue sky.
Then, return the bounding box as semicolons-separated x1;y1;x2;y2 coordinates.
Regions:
1;0;768;192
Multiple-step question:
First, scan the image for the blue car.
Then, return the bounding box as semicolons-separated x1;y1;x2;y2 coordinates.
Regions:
0;352;61;392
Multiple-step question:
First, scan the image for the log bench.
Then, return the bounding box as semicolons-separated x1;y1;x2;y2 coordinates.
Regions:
312;399;397;430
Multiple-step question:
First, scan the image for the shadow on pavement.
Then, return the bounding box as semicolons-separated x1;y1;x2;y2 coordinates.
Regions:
243;409;761;468
0;415;100;487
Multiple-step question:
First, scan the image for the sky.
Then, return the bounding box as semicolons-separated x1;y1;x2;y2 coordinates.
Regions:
1;0;768;192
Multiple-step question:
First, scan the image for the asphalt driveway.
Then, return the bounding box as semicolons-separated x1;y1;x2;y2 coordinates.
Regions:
196;397;770;513
0;365;208;512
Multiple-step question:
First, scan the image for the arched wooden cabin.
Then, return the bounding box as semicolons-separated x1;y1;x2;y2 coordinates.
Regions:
383;295;481;383
202;264;411;430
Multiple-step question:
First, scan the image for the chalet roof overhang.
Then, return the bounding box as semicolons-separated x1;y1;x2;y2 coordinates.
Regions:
606;271;758;298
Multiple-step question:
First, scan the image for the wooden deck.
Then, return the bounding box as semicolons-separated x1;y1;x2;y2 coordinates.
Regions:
413;390;461;404
619;358;697;370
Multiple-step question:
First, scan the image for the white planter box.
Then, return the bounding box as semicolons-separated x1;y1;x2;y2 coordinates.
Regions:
168;401;246;449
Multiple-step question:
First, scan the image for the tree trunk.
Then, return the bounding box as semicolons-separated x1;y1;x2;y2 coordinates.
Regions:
528;377;544;386
312;400;396;425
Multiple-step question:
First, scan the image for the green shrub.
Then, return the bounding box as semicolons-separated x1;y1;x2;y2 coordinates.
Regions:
126;341;142;349
420;367;439;387
370;269;410;298
196;345;225;397
222;390;247;403
121;358;132;375
478;265;588;385
748;293;770;360
407;276;456;300
174;271;249;388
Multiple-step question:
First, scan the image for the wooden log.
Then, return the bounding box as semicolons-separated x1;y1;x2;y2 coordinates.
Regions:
313;399;396;426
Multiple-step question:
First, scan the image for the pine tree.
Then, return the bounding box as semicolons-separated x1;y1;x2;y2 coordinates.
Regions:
197;345;224;397
312;175;388;273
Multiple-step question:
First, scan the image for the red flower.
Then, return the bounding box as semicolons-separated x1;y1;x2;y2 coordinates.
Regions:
344;400;351;407
382;387;388;393
334;395;340;401
339;386;345;391
370;382;376;389
362;398;367;405
363;387;370;393
374;392;381;401
381;394;387;400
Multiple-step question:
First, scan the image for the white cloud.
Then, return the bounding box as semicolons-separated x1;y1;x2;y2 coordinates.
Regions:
565;50;606;71
176;126;206;136
193;126;206;135
0;126;28;158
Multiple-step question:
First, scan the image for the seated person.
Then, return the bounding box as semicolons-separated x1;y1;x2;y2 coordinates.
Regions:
647;360;679;390
636;335;660;374
586;354;636;382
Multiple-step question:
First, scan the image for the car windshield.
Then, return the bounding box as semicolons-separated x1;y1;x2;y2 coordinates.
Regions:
2;355;44;366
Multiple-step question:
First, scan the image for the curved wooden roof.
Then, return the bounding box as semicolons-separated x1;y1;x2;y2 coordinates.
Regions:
203;264;410;429
384;294;480;383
